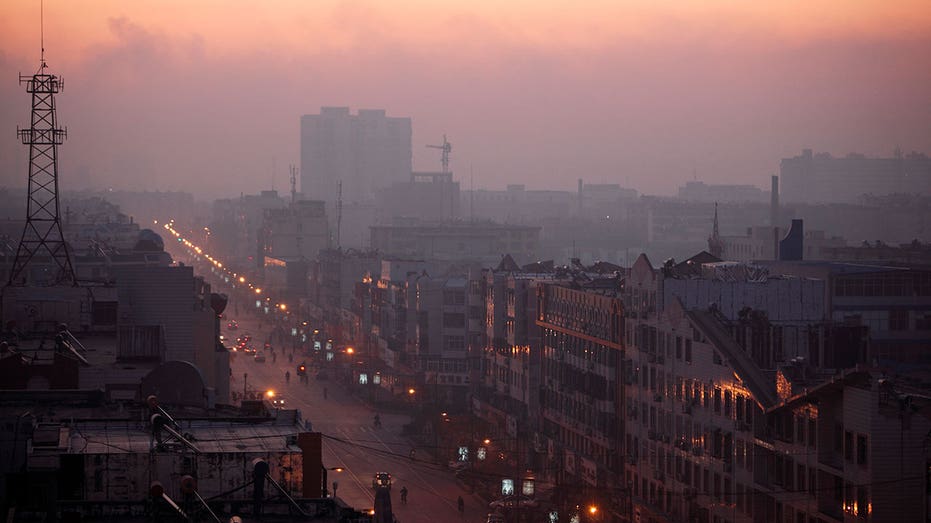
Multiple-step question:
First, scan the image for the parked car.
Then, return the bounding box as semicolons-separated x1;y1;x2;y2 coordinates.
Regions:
486;514;506;523
254;353;266;363
372;472;392;490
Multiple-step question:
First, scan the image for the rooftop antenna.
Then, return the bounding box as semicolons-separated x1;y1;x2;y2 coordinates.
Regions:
9;0;76;286
289;164;298;204
426;134;452;174
40;0;45;69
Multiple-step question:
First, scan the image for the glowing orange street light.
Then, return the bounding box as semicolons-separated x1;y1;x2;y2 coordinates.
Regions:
408;388;416;395
255;288;262;294
239;276;245;283
346;347;354;355
588;505;598;515
266;390;275;399
279;303;287;311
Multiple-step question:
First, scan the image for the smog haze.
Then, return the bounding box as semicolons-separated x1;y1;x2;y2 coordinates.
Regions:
1;0;929;197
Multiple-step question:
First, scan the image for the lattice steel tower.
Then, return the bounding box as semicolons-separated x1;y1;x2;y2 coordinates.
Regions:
8;52;76;286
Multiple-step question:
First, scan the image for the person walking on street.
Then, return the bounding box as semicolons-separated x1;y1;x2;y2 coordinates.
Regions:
457;495;464;515
399;486;408;505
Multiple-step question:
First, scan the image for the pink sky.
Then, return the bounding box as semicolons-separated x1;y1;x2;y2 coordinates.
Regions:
1;1;929;198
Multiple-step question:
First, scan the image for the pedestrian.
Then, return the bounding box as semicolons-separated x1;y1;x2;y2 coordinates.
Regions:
400;486;408;505
457;495;464;514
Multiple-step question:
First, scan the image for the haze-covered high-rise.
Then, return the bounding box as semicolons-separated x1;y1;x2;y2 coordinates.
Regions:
300;107;412;209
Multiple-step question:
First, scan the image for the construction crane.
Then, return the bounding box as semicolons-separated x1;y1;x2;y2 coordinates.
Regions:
426;134;452;174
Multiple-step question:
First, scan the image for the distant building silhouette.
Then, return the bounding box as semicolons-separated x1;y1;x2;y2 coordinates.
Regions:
300;107;412;248
780;148;931;203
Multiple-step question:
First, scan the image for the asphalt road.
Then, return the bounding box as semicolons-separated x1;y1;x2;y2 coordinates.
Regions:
225;306;489;523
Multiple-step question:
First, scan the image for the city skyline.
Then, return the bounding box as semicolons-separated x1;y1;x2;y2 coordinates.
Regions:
0;1;929;198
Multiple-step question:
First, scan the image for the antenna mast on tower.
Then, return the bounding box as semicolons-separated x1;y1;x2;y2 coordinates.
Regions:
289;164;298;204
8;1;76;286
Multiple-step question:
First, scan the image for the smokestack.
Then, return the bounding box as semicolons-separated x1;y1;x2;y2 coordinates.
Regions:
770;175;779;227
771;175;779;258
578;178;583;215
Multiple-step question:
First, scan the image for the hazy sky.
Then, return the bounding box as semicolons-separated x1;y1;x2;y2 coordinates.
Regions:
1;1;929;198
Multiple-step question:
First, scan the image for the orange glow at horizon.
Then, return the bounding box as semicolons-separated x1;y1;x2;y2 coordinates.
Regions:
2;1;930;65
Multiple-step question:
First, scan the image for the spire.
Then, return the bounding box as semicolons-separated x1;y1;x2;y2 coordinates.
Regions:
708;202;724;259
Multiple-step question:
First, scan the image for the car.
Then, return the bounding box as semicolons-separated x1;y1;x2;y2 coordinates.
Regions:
254;353;266;363
448;460;471;472
227;321;239;330
242;346;256;355
488;495;538;509
372;472;392;490
485;514;506;523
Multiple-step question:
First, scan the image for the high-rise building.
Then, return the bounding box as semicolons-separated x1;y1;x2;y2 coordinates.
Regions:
300;107;412;247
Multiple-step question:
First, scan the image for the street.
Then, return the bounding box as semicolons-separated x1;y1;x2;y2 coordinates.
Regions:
226;311;490;523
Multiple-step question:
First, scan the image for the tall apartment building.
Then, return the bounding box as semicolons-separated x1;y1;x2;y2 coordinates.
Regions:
300;107;412;248
537;281;626;505
780;149;931;204
260;200;330;261
623;252;931;523
210;190;287;267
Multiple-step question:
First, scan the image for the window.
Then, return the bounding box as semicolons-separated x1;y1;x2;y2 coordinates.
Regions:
685;339;692;363
443;290;465;305
676;337;682;360
856;434;867;466
444;335;465;351
889;309;909;331
443;313;465;328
